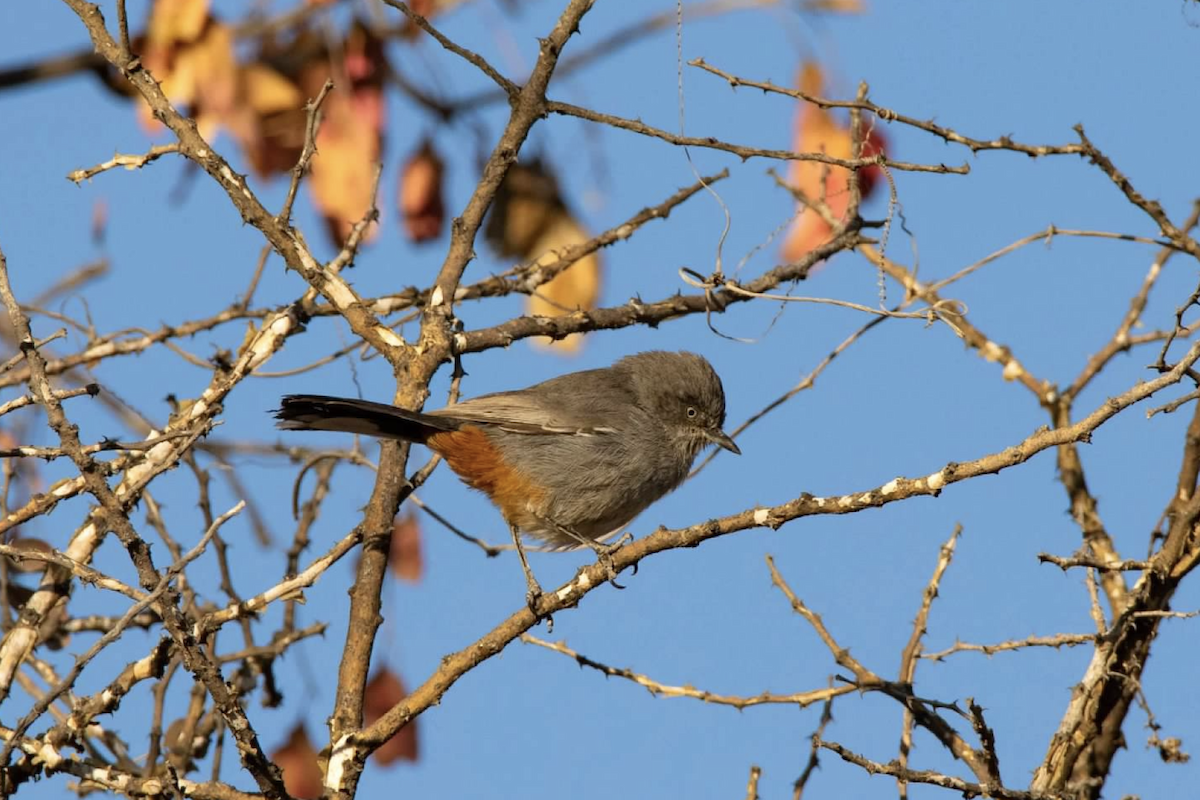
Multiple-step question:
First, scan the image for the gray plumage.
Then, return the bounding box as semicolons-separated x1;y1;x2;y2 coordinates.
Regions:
275;351;738;548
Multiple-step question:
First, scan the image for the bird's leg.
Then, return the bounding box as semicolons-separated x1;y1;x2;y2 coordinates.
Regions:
537;515;629;589
509;523;544;613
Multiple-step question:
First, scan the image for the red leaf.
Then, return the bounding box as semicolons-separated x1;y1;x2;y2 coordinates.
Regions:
389;511;423;583
398;140;446;243
781;62;888;263
272;724;323;799
363;668;419;765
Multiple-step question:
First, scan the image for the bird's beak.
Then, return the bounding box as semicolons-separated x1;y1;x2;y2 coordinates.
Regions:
705;428;741;455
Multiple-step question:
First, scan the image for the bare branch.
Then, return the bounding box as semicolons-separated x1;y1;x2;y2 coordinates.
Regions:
521;634;854;709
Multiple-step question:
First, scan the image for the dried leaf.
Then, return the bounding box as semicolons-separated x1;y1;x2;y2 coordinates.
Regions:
781;62;888;263
485;161;563;258
388;510;423;582
242;103;307;179
236;29;324;177
485;162;600;353
525;213;601;353
309;91;381;246
147;0;210;45
2;538;53;574
91;199;108;246
272;723;324;799
223;60;305;179
398;140;445;243
139;17;238;139
363;668;418;765
163;719;191;757
803;0;865;11
241;63;304;115
306;24;388;247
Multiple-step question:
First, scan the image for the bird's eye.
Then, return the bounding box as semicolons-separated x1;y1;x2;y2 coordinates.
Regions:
686;406;698;419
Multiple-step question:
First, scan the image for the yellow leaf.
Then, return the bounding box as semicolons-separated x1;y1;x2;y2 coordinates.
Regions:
525;213;600;353
148;0;210;45
241;63;304;115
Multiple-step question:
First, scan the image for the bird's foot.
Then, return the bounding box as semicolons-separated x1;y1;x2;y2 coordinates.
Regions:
584;532;633;589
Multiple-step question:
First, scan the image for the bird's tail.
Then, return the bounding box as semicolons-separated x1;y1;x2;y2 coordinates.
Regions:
274;395;459;443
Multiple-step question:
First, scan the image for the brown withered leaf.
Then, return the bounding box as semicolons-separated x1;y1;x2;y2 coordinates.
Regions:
236;27;326;177
486;161;600;353
398;139;445;243
363;668;418;765
485;160;564;258
233;62;306;175
163;718;192;757
781;62;887;263
526;213;600;353
2;538;54;574
273;723;324;799
388;510;423;582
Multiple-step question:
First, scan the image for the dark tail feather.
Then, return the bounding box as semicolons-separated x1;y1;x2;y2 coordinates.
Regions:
275;395;459;443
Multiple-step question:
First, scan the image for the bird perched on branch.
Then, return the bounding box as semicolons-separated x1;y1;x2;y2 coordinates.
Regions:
275;351;739;605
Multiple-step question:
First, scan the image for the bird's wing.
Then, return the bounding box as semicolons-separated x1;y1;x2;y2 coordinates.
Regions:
429;383;629;436
430;396;617;435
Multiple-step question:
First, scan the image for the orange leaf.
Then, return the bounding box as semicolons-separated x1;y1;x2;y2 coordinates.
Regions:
781;62;888;263
398;140;445;243
525;213;601;353
186;23;239;138
388;511;423;582
309;91;381;247
272;724;323;799
804;0;865;11
147;0;210;46
138;17;238;139
363;668;419;765
241;63;304;116
306;24;388;247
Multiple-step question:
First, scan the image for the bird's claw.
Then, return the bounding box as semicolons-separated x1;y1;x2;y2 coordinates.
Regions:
592;534;631;589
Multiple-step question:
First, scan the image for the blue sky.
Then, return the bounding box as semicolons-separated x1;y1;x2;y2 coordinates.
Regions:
1;1;1199;798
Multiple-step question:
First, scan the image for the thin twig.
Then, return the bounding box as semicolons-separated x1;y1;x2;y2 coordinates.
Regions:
521;634;853;709
921;634;1098;662
67;144;180;184
277;80;334;227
